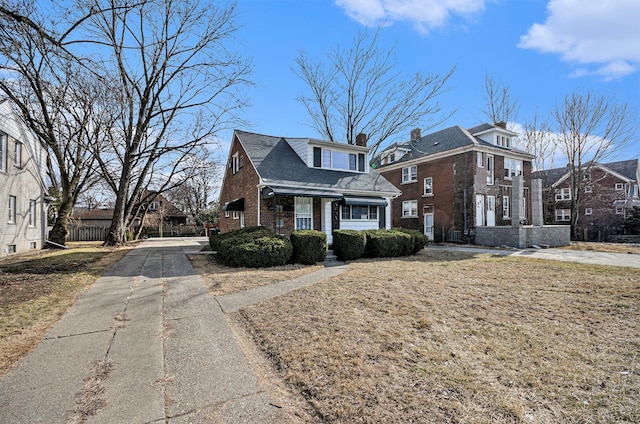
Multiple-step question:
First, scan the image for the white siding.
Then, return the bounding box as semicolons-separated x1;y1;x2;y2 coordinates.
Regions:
285;139;310;165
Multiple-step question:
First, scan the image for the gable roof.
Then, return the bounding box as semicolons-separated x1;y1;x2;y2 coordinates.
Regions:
234;130;400;197
533;159;639;186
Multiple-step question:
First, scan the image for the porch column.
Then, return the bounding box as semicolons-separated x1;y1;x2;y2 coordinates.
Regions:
512;175;524;228
531;178;544;227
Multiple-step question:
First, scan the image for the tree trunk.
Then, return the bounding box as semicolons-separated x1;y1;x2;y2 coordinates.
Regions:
104;189;128;246
48;197;74;246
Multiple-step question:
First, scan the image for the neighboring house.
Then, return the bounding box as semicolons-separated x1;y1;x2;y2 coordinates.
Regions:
534;159;640;240
218;130;401;243
372;123;535;242
73;192;188;228
0;99;50;256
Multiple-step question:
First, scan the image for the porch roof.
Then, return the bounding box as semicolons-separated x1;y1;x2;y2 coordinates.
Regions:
222;198;245;211
342;196;388;206
263;185;342;199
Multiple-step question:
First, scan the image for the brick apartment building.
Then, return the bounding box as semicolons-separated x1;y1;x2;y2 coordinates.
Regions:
219;130;400;243
534;159;640;240
373;123;535;242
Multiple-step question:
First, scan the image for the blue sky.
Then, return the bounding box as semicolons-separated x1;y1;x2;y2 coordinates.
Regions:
217;0;639;164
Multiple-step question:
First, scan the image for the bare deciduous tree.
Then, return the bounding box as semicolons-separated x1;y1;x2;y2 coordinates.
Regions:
481;73;519;130
0;2;110;245
295;28;454;156
78;0;250;245
521;111;557;172
552;90;636;239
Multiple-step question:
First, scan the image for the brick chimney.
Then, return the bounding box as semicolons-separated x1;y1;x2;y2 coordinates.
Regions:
495;121;507;129
355;132;367;147
410;128;421;141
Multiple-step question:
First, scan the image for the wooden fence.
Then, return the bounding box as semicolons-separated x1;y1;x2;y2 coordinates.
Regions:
66;224;205;242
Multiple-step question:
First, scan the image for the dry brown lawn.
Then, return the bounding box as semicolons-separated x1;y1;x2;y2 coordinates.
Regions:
0;246;133;377
234;249;640;423
562;241;640;254
190;254;322;296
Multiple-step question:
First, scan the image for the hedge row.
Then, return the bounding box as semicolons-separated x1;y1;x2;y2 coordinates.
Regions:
211;227;326;268
332;228;428;261
210;227;427;267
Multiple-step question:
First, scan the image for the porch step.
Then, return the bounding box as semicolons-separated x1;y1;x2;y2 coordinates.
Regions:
325;250;338;262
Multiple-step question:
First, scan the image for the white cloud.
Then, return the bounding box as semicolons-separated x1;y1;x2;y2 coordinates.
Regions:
335;0;487;34
518;0;640;80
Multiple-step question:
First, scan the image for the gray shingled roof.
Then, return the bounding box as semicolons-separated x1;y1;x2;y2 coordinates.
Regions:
235;130;400;196
533;159;639;185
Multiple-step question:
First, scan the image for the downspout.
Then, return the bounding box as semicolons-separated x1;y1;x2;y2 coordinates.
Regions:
257;185;261;226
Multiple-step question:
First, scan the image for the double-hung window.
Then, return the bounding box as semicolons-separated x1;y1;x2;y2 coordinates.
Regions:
502;195;510;218
555;209;570;221
295;197;313;230
423;177;433;196
555;188;571;201
504;158;522;179
29;200;36;227
402;200;418;217
402;165;417;183
8;195;16;224
341;205;378;220
14;141;22;167
0;133;6;172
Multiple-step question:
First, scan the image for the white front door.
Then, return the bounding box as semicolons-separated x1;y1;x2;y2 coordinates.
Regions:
423;213;434;240
475;195;485;226
486;195;495;226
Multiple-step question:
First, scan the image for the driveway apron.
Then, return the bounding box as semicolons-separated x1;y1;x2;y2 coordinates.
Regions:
0;238;282;423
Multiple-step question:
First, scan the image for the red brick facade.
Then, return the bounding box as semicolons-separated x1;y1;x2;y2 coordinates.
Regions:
547;166;629;239
379;150;532;242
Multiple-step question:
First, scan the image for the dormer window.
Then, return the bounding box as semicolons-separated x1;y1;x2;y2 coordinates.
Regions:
149;201;159;211
313;147;366;172
496;135;511;148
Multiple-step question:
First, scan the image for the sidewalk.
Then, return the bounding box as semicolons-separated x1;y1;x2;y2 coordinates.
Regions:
1;237;333;423
430;245;640;268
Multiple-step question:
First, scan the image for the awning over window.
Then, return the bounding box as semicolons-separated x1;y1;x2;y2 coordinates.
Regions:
342;196;388;207
262;185;342;199
222;198;244;211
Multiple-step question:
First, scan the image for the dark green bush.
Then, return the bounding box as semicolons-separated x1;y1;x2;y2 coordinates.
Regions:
217;230;292;268
210;226;271;251
291;230;327;264
364;229;413;258
394;228;429;254
332;230;366;261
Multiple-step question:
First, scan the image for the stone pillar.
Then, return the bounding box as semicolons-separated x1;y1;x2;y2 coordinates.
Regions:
531;178;544;227
511;175;524;228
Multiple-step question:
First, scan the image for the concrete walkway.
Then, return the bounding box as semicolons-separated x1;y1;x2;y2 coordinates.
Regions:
430;245;640;268
0;237;348;423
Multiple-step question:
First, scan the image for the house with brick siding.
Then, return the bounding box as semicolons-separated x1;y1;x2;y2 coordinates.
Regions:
372;123;536;243
218;130;400;242
534;159;640;241
0;99;50;256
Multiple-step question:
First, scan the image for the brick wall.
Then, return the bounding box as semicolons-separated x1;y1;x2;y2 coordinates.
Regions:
219;135;260;233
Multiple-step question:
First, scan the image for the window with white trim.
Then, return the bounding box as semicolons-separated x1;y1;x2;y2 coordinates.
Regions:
341;205;378;220
225;211;230;218
615;206;623;215
584;186;592;193
8;195;16;224
486;154;494;185
29;199;36;227
149;201;159;211
0;133;6;172
316;148;364;172
555;209;570;221
423;177;433;196
232;211;239;220
477;152;483;167
502;195;510;218
615;182;624;191
295;197;313;230
402;200;418;217
504;158;522;179
555;188;572;201
402;165;417;183
14;141;22;167
585;208;593;215
232;152;239;174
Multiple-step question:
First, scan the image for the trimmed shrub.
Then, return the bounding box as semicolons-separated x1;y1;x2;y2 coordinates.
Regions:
217;231;293;268
210;226;270;251
364;229;413;258
291;230;327;264
394;228;429;254
332;230;366;261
